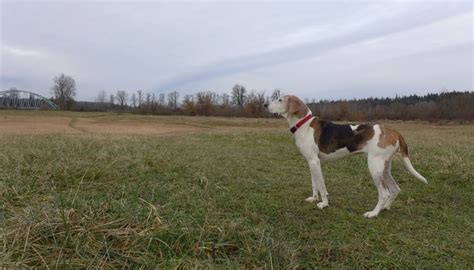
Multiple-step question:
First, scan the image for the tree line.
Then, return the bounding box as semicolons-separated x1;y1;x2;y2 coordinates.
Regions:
86;87;474;122
32;73;474;121
85;83;271;118
307;91;474;122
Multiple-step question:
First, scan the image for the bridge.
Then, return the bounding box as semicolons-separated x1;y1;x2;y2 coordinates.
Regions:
0;89;58;109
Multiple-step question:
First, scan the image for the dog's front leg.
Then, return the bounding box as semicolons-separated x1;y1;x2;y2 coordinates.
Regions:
305;158;320;202
307;157;329;209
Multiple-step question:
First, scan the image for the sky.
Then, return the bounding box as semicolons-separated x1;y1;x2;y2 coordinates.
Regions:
1;0;473;101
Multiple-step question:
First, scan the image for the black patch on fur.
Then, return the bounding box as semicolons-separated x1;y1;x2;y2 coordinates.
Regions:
318;121;373;154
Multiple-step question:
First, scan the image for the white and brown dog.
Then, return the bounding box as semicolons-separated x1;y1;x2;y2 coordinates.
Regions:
265;95;427;218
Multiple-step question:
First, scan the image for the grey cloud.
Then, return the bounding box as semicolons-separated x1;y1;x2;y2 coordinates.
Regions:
156;2;472;92
1;1;472;100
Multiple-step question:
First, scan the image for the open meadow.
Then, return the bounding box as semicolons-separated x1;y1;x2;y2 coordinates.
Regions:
1;110;473;268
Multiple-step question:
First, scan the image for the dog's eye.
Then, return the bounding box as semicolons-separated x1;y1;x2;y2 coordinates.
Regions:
278;99;282;102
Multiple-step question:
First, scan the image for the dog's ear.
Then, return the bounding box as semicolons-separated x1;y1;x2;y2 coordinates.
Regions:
287;96;307;118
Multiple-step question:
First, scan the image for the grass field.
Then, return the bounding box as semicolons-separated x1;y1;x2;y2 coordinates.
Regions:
1;111;473;268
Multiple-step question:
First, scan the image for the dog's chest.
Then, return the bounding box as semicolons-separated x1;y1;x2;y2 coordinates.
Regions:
294;129;319;160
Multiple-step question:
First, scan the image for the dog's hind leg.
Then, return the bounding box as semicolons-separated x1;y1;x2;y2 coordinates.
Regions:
364;155;390;218
382;157;401;210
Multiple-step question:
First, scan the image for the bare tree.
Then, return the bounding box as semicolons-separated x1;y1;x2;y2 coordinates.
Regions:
137;90;144;108
145;93;151;108
167;91;179;110
51;74;76;110
196;91;214;115
221;93;231;107
151;93;157;112
231;84;246;107
109;94;115;107
95;90;107;110
115;90;128;109
130;93;137;108
245;90;266;117
182;94;195;115
211;92;219;106
96;90;107;103
158;93;165;106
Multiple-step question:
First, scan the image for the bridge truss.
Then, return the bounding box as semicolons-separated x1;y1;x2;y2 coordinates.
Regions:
0;90;58;110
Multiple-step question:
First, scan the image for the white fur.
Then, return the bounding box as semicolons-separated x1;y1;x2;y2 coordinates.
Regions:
292;118;329;209
350;124;359;131
268;96;428;218
403;157;428;183
319;147;351;162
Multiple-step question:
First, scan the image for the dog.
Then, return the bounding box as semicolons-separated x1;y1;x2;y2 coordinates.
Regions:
265;95;427;218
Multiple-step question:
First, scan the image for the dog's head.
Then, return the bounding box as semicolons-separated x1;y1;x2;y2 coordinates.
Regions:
265;95;308;118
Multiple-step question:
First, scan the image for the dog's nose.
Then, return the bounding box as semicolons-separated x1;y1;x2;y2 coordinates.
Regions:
264;103;268;108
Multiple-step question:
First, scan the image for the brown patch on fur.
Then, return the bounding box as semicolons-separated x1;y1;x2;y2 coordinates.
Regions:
286;95;309;118
378;126;409;156
398;133;409;157
378;127;398;148
380;160;391;190
309;118;321;142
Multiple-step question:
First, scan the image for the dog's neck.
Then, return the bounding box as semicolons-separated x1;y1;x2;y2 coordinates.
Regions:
282;108;313;129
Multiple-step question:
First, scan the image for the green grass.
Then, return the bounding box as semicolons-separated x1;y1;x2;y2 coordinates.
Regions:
1;113;473;268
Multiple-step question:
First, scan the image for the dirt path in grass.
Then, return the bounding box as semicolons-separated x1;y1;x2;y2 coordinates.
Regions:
0;115;80;134
0;114;282;135
0;115;208;135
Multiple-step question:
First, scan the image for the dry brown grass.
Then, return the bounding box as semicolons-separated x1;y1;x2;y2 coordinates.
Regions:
0;115;79;134
0;111;286;136
73;117;204;135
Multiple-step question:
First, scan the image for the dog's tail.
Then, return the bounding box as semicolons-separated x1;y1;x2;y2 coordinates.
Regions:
398;134;428;184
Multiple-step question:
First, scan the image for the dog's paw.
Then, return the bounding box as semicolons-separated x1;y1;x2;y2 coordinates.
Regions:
363;211;379;218
317;202;328;209
305;196;318;202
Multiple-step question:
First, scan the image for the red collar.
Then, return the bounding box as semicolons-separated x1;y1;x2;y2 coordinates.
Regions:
290;114;315;133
